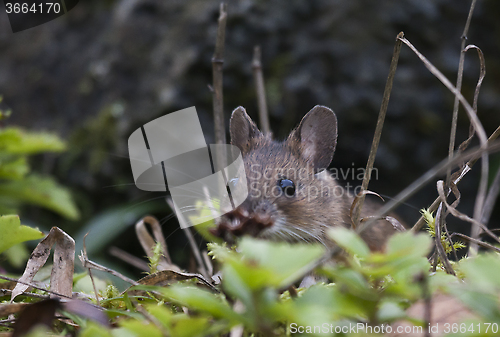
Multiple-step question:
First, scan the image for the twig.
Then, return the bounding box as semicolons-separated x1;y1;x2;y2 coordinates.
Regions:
79;248;139;286
397;36;489;256
417;272;431;337
166;197;210;278
449;232;500;253
443;221;459;262
437;180;500;244
212;3;228;170
252;46;271;134
464;44;487;254
0;275;71;299
480;165;500;227
84;233;100;306
359;139;500;235
446;0;478;187
352;32;403;226
109;246;150;271
135;216;177;270
434;204;456;275
413;125;500;232
283;143;500;291
397;36;488;149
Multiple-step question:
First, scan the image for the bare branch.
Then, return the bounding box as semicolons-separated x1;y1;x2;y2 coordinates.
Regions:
413;125;500;232
166;197;210;278
397;36;489;252
480;165;500;227
359;139;500;235
450;232;500;253
434;204;456;275
437;180;500;244
446;0;478;186
463;44;487;254
252;46;271;134
352;32;403;226
212;3;228;169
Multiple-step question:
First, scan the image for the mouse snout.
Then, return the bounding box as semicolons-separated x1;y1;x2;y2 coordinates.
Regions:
209;200;275;243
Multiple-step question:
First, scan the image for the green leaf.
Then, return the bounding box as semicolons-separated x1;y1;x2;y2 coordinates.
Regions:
147;305;217;337
327;227;370;258
79;322;113;337
0;175;80;220
448;287;500;321
460;253;500;292
160;285;245;325
236;237;325;288
284;284;338;326
0;127;66;154
386;232;432;257
376;300;407;322
331;267;376;300
0;156;29;180
222;263;254;310
2;242;30;267
119;319;163;337
0;215;44;253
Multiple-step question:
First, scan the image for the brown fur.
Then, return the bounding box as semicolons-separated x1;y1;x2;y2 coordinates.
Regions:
216;105;397;251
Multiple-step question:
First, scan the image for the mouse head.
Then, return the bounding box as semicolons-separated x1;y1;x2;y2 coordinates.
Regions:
230;105;337;170
211;106;345;246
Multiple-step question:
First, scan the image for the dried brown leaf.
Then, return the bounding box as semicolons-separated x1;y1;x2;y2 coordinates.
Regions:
135;216;179;271
437;180;500;244
11;227;75;301
126;269;218;297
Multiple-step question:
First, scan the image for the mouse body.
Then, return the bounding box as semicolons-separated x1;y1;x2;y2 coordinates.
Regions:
212;105;398;251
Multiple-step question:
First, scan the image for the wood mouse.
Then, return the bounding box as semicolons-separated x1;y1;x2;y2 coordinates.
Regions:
210;105;399;251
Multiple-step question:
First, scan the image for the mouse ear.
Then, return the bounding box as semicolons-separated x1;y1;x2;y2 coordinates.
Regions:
230;106;263;155
290;105;338;170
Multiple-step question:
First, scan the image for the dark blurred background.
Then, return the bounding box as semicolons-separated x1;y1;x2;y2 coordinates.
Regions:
0;0;499;278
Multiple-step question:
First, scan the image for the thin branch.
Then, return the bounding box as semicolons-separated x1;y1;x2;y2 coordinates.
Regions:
446;0;478;187
109;246;150;271
450;232;500;253
252;46;271;134
480;165;500;227
84;233;100;306
212;3;228;170
413;125;500;232
434;204;456;275
443;221;459;262
0;275;71;299
79;249;139;286
397;36;488;147
166;197;210;278
397;36;489;255
359;139;500;235
437;180;500;244
352;32;403;226
465;44;487;254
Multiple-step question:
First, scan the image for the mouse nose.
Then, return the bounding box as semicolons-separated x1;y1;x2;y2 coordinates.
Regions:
209;204;274;243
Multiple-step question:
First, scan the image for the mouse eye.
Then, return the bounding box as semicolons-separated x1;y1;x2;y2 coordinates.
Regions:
278;178;295;197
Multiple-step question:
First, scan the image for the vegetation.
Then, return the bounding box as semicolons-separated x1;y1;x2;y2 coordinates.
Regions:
2;1;500;336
